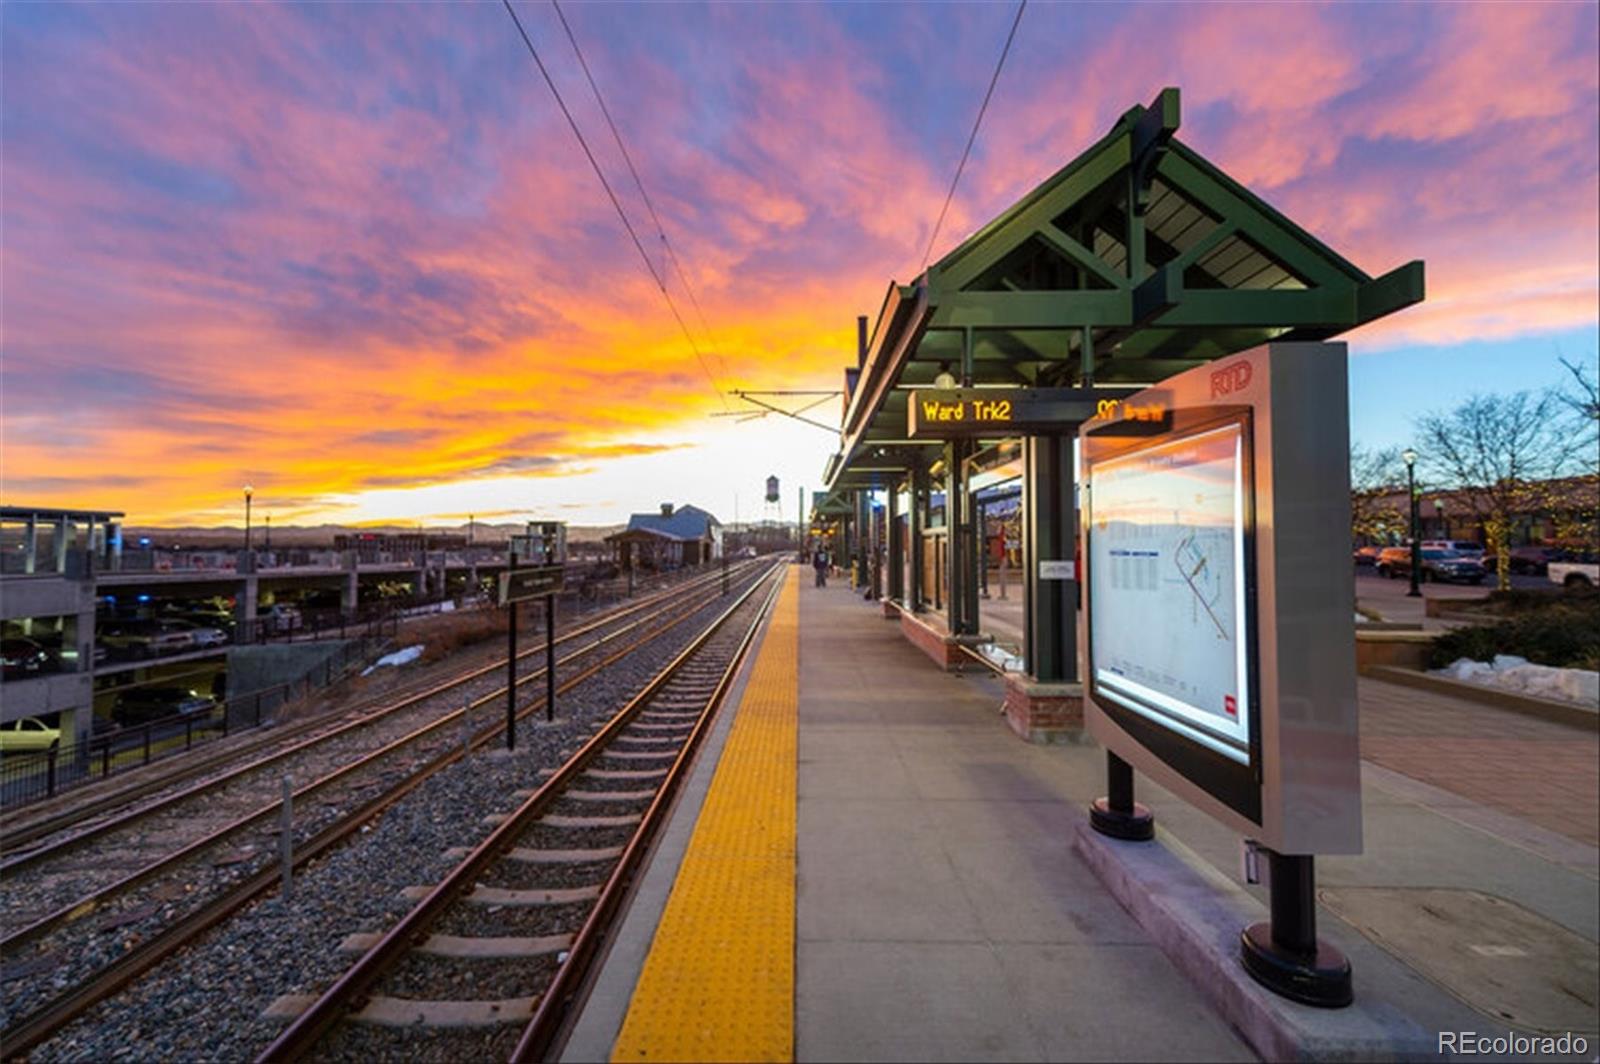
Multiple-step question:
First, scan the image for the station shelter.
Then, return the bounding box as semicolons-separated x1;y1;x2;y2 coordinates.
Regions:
816;88;1425;741
605;504;723;573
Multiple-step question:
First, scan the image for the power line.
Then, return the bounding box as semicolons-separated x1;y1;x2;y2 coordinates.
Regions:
917;0;1027;278
499;0;728;410
551;0;733;392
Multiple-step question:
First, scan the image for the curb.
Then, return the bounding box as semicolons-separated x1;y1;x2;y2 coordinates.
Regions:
1360;665;1598;732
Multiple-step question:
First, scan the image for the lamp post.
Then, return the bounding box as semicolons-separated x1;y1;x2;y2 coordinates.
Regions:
1402;450;1420;597
243;484;255;554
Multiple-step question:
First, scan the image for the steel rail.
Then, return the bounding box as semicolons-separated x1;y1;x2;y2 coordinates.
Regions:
0;560;763;870
0;564;776;1059
1;561;757;857
512;567;785;1061
255;562;784;1063
0;576;735;955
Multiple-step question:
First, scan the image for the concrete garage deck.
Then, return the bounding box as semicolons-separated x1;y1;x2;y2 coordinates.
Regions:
569;572;1599;1062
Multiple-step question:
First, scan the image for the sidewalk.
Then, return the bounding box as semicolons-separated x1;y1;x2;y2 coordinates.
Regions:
570;577;1597;1061
796;584;1597;1057
797;582;1252;1061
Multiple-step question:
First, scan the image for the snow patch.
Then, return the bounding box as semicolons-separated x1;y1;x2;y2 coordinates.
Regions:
1435;656;1600;708
362;644;425;676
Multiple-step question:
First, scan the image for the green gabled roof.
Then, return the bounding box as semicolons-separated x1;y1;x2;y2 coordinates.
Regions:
829;86;1424;490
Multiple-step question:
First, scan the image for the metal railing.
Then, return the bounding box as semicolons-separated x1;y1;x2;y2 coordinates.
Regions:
2;558;739;810
0;632;391;810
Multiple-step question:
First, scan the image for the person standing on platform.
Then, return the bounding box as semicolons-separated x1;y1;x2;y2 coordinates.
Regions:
812;546;829;588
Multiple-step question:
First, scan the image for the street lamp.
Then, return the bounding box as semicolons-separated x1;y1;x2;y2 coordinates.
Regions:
1401;450;1420;597
243;484;254;553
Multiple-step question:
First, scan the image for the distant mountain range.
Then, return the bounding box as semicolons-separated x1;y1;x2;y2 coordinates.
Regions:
121;522;624;548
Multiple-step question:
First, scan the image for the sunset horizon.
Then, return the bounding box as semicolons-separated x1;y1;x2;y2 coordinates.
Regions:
5;1;1596;527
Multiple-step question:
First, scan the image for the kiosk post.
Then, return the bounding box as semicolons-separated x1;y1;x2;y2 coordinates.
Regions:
1242;850;1352;1007
1090;751;1154;841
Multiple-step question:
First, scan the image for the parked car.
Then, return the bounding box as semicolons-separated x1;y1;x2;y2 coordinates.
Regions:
1548;553;1599;588
99;620;198;660
1422;540;1484;560
258;604;303;632
0;716;61;753
165;620;230;649
112;687;218;726
1482;545;1558;575
1352;545;1383;567
1374;546;1415;579
1;637;57;680
1419;549;1486;585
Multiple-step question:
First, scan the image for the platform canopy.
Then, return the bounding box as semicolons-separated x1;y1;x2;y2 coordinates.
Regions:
827;87;1424;490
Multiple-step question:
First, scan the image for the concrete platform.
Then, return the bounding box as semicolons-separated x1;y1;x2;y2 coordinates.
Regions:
567;574;1600;1062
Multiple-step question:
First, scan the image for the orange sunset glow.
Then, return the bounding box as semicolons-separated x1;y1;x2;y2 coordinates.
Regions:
3;1;1596;527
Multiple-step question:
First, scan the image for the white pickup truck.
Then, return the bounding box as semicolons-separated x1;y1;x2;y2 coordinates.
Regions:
1548;556;1599;588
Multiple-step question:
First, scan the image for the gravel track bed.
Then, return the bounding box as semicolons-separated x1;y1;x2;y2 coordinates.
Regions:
523;824;641;851
0;589;727;1030
28;566;777;1062
318;1019;522;1063
546;796;652;818
382;951;561;1000
431;900;589;940
475;858;616;891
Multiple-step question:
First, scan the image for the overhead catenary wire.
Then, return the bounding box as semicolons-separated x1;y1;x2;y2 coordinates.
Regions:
551;0;734;392
917;0;1028;278
500;0;728;410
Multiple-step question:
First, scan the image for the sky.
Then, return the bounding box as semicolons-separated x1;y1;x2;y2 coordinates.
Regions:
2;1;1597;528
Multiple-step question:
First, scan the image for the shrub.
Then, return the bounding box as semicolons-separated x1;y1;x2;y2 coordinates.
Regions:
1428;601;1600;670
1481;585;1599;615
405;607;510;664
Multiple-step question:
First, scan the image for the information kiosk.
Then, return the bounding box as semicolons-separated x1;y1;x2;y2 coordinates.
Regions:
1078;342;1361;1007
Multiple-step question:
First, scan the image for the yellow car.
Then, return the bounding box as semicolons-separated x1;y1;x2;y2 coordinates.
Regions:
0;716;61;754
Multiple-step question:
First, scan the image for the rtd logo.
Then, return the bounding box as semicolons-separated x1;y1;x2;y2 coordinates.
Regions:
1209;359;1253;399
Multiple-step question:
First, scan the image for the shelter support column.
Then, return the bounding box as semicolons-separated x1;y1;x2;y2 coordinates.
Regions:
899;457;964;669
886;480;903;611
946;440;979;637
857;486;870;588
1006;434;1085;742
908;464;925;612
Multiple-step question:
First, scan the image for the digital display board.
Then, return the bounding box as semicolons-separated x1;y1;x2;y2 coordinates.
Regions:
907;388;1156;438
1086;420;1252;766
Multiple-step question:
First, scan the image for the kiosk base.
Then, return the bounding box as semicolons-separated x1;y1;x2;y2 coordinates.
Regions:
1089;797;1155;840
1241;923;1353;1008
1089;752;1155;840
1240;850;1353;1008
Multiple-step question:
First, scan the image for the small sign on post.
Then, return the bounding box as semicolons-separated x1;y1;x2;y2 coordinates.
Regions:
499;565;565;605
1038;560;1076;581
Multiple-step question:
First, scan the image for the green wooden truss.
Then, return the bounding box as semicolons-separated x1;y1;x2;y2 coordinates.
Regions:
829;87;1424;490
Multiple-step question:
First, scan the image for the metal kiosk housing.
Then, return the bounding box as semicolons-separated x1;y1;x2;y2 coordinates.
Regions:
1078;341;1362;1007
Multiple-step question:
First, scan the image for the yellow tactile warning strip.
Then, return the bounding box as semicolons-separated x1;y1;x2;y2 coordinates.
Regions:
611;566;798;1064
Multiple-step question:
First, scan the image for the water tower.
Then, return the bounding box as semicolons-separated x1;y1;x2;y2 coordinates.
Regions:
762;475;783;546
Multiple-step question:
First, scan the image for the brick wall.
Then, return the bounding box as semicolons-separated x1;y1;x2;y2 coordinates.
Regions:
897;609;963;670
1003;674;1086;744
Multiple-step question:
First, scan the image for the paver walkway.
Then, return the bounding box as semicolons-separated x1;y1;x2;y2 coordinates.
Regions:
1358;677;1598;847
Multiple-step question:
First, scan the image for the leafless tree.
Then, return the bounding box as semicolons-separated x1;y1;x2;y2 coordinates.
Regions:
1554;356;1599;475
1413;390;1586;591
1555;356;1599;421
1348;443;1406;545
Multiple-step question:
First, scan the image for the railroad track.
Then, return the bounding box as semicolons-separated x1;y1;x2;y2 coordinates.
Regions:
255;564;784;1062
0;562;777;1057
4;560;758;858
